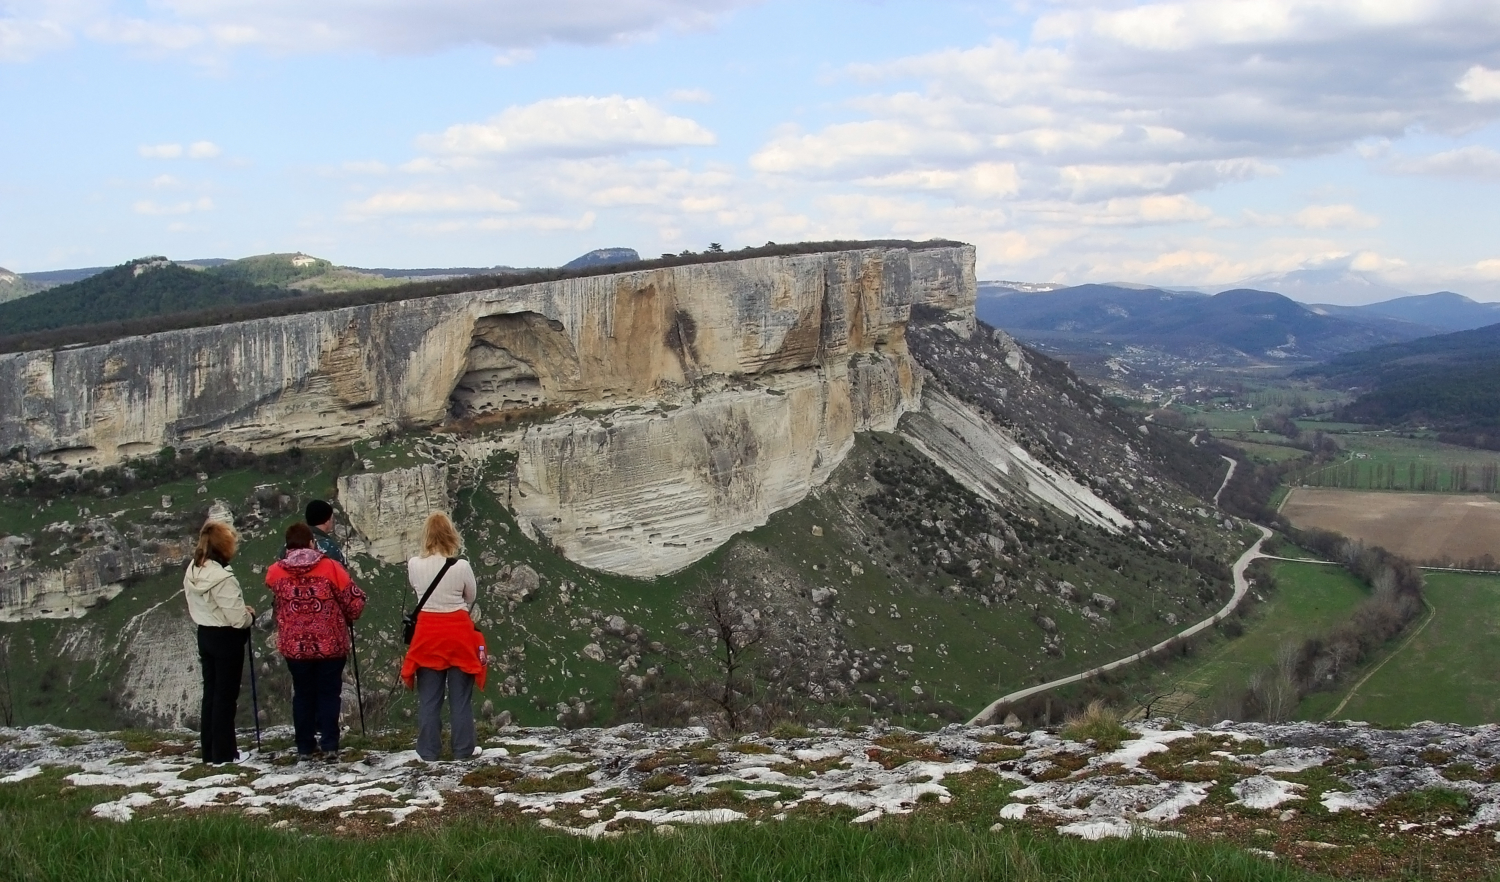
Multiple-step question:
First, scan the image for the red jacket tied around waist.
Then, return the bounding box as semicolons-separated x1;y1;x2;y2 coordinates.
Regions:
401;609;487;690
265;548;367;660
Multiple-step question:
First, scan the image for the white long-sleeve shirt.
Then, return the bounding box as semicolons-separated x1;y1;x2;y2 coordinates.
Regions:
407;554;477;614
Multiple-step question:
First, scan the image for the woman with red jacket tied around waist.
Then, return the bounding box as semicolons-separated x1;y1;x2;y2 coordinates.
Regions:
265;522;367;759
401;511;486;762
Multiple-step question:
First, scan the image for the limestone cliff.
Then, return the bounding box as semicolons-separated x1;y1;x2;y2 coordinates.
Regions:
510;357;910;577
337;464;451;565
0;246;974;466
0;245;974;579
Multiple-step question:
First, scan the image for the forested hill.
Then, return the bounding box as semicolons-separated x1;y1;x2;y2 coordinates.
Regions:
1299;322;1500;438
0;257;301;336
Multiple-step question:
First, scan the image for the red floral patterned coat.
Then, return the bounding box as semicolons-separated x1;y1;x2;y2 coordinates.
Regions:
265;548;367;660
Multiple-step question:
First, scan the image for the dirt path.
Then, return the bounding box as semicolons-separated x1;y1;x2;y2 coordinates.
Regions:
1213;455;1236;508
969;456;1270;724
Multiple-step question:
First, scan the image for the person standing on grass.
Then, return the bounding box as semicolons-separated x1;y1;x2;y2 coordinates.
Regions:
401;511;487;762
303;499;346;566
184;519;254;765
265;522;367;760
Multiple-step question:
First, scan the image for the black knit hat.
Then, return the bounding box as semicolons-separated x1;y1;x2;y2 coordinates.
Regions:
305;499;334;527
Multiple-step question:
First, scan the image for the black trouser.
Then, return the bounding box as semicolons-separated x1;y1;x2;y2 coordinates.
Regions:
197;625;249;764
286;657;347;754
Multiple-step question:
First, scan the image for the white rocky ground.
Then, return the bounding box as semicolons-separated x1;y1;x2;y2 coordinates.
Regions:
3;719;1500;854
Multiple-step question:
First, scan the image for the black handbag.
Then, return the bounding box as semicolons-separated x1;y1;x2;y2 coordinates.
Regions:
402;557;457;645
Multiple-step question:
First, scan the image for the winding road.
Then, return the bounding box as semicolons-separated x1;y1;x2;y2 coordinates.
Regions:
969;457;1271;725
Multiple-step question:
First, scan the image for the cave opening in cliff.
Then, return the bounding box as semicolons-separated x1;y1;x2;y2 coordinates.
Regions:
448;312;580;427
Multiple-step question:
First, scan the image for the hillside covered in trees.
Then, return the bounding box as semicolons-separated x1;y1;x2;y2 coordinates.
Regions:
1299;322;1500;445
0;257;303;336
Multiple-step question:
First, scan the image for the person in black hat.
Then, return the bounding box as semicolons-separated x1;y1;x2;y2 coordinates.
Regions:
304;500;347;567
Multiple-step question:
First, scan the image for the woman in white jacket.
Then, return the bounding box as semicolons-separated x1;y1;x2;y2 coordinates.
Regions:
184;520;254;764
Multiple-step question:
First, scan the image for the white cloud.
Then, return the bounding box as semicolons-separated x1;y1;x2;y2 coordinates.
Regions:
346;186;521;217
1387;145;1500;177
492;48;534;66
138;140;221;159
417;96;715;159
0;13;73;62
855;162;1021;198
133;196;213;215
1458;65;1500;102
2;0;758;61
1287;204;1380;230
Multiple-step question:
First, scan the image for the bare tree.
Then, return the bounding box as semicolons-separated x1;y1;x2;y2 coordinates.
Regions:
692;581;771;732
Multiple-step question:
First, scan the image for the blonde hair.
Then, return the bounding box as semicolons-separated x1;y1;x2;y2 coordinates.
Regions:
421;511;462;558
193;520;238;567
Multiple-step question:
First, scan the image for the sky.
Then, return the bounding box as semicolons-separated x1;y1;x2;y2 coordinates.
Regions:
3;0;1500;302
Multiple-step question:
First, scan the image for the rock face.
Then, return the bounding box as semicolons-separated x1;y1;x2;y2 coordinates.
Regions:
0;246;974;467
337;464;451;565
511;357;914;576
0;245;974;578
0;522;189;622
900;387;1131;533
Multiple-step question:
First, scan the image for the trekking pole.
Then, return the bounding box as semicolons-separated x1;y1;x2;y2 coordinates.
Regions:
349;623;367;736
246;634;262;753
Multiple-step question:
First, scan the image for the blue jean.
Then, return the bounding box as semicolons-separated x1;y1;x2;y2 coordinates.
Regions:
286;657;346;754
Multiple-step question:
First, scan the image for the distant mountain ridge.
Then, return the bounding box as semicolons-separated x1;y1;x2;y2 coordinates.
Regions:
1310;291;1500;333
978;283;1432;362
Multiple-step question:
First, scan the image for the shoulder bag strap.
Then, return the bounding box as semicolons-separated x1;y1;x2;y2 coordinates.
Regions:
413;557;458;616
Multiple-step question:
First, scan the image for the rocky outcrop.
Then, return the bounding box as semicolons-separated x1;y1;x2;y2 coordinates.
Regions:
336;464;451;565
900;387;1131;533
0;522;189;622
0;246;974;467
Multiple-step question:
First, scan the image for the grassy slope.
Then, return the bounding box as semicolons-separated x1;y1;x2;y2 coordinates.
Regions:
0;765;1332;882
1133;561;1369;723
0;461;344;730
1328;572;1500;726
2;426;1239;732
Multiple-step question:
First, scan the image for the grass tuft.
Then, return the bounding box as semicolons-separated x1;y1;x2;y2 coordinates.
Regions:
1060;701;1130;751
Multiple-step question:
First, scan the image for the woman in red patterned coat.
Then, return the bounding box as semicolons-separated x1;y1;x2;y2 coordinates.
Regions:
265;522;367;759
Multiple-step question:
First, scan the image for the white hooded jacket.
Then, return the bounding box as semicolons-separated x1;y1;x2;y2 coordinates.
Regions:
184;559;252;629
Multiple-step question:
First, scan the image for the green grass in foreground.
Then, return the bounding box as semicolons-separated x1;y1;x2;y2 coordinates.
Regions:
0;768;1331;882
1331;572;1500;726
1153;561;1367;723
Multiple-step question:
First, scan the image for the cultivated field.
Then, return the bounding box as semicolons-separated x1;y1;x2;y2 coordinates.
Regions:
1281;488;1500;566
1328;572;1500;726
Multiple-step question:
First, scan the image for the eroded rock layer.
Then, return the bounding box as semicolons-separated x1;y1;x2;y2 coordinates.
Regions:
511;356;912;576
0;246;974;466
